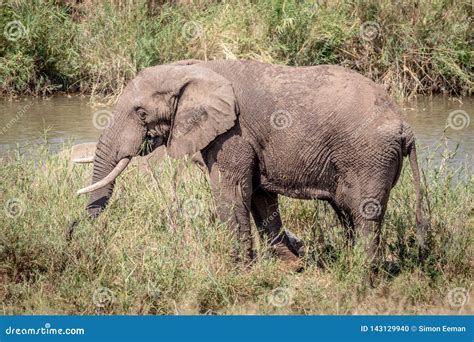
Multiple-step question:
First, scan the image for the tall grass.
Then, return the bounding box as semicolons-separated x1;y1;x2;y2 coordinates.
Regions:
1;0;472;100
0;141;472;314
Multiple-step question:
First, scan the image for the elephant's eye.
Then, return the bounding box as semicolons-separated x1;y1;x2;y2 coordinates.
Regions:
137;109;147;121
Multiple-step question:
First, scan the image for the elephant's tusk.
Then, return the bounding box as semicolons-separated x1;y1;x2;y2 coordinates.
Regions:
72;156;94;163
76;158;131;195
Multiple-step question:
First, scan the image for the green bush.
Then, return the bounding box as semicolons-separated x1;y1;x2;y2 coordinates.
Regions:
0;0;472;99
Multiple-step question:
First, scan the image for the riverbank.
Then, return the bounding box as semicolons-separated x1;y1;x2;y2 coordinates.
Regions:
1;95;473;169
1;1;472;101
0;142;472;314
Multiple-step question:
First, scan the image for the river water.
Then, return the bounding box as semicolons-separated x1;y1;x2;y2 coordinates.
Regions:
0;96;472;170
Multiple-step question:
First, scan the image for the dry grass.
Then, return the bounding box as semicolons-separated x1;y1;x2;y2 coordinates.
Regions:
0;141;472;315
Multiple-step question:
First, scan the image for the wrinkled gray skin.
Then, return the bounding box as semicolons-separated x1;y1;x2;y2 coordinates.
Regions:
85;59;427;263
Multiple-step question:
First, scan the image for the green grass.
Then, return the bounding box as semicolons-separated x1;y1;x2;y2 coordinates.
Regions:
0;141;472;314
1;0;472;100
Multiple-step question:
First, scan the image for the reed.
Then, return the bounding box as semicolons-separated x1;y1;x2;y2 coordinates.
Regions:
1;0;472;100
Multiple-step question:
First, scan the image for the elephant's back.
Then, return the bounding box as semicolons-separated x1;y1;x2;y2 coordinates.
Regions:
205;59;403;121
204;58;406;142
204;59;406;149
203;59;407;197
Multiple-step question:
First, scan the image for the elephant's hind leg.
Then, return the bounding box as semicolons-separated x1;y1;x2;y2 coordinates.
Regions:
350;192;389;269
250;189;282;243
328;200;355;246
250;188;303;271
337;175;391;270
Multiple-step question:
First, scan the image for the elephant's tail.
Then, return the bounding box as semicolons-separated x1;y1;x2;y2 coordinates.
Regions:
402;123;429;253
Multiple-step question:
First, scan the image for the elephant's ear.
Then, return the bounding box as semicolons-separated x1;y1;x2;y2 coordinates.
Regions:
166;66;238;158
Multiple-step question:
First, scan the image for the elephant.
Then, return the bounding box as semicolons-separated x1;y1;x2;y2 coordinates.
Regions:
76;59;427;270
70;142;168;170
71;140;305;260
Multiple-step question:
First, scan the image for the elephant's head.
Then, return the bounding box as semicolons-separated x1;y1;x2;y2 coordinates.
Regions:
78;64;238;217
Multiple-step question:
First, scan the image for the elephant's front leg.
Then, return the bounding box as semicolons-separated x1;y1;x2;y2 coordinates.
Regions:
207;162;255;262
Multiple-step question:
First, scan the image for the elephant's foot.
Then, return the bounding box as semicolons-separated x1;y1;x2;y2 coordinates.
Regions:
283;229;305;257
272;243;304;273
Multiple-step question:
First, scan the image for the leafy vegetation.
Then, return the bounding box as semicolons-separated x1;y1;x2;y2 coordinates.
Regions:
1;0;472;100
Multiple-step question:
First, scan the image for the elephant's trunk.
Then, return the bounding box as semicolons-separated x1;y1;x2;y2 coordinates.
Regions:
82;136;120;218
78;99;146;218
82;114;141;217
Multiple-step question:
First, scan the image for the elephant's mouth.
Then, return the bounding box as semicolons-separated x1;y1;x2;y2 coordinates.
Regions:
139;132;163;156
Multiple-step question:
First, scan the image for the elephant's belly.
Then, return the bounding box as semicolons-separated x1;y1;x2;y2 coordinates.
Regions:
257;149;337;201
258;174;334;201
